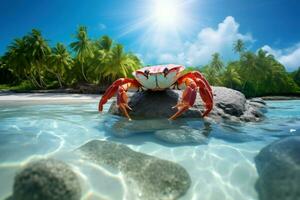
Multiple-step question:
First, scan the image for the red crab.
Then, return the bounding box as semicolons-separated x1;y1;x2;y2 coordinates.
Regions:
98;64;213;120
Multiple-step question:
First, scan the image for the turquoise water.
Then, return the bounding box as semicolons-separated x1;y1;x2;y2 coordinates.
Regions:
0;99;299;199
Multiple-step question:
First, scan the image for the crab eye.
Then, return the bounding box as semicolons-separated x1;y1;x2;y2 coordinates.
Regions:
144;69;150;79
163;67;169;77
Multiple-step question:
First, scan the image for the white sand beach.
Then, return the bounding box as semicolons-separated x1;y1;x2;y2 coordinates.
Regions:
0;92;100;102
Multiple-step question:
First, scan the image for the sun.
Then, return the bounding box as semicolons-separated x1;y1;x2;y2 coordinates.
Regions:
152;0;179;27
120;0;196;51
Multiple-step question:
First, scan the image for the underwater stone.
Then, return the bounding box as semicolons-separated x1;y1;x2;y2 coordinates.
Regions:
154;124;211;144
109;86;265;122
12;159;81;200
77;140;191;200
105;117;211;144
255;136;300;200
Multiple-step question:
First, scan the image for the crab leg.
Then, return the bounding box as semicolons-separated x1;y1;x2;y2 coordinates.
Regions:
98;78;141;120
170;71;213;120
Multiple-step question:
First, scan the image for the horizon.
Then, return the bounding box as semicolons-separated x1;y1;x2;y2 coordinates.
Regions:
1;0;300;71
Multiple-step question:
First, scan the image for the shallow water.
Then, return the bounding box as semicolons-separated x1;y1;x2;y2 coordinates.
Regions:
0;99;299;200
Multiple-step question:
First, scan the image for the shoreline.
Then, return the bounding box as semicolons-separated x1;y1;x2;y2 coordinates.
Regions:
260;96;300;100
1;90;300;101
0;92;99;101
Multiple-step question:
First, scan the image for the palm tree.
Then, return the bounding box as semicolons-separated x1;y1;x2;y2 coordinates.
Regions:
48;43;73;88
221;64;242;88
239;51;258;94
25;29;51;88
96;35;113;51
89;35;114;84
202;65;221;86
4;37;42;87
292;67;300;87
5;38;29;79
233;39;245;55
70;26;94;82
210;53;224;72
102;44;141;81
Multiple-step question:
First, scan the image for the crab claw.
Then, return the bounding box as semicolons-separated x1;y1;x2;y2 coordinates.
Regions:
195;77;213;117
169;79;197;120
98;78;140;120
170;71;213;120
117;85;133;120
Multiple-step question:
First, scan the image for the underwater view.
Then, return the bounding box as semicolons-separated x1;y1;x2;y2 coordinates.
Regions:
0;94;299;200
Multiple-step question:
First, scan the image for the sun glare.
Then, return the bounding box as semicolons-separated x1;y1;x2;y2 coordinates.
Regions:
121;0;196;51
153;0;179;27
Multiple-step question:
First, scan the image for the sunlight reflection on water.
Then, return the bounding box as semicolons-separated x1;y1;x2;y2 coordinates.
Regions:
0;100;299;199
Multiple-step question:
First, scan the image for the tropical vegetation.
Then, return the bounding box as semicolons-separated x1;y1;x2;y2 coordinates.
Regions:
0;28;299;97
0;27;141;90
198;39;300;97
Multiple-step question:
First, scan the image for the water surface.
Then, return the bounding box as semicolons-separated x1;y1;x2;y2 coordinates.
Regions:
0;99;299;200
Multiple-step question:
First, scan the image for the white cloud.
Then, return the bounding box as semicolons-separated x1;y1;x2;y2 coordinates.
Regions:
144;16;254;66
138;16;299;72
262;43;300;71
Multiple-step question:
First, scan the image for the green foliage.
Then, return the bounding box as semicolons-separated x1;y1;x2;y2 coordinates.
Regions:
48;43;73;88
291;67;300;87
210;53;224;72
1;28;142;90
220;62;242;89
201;44;299;97
0;81;35;91
233;39;245;54
1;32;299;97
70;26;94;81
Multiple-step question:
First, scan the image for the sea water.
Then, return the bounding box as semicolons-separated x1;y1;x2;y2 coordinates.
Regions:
0;99;299;200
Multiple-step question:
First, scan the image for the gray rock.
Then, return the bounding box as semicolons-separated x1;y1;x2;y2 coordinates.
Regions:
255;136;300;200
11;159;81;200
76;140;191;200
105;117;211;144
213;86;246;116
154;127;209;144
109;86;266;122
249;97;266;105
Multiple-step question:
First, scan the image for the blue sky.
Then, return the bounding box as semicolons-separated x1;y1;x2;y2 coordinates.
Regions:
1;0;300;71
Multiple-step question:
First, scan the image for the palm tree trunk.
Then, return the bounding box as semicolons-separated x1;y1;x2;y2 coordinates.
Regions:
36;64;46;88
25;73;38;88
56;73;63;88
39;73;46;88
81;62;88;82
30;72;42;88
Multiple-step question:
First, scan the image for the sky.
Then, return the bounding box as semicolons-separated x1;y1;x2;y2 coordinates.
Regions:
1;0;300;71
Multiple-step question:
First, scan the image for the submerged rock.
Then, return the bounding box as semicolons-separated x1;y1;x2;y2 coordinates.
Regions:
76;140;191;200
105;117;211;144
255;136;300;200
109;87;266;122
11;159;81;200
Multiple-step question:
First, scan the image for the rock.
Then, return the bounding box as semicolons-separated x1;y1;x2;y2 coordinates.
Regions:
105;117;212;144
109;86;266;122
154;127;209;144
76;140;191;200
11;159;81;200
249;97;266;105
254;136;300;200
213;87;246;116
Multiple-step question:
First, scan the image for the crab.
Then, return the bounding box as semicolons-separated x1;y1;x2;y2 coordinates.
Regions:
98;64;213;120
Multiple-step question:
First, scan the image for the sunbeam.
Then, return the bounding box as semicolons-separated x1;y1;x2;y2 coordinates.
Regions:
119;0;196;52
